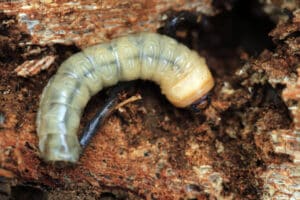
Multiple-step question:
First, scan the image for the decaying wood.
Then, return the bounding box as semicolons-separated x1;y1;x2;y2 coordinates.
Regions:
14;55;55;77
0;0;217;48
236;10;300;199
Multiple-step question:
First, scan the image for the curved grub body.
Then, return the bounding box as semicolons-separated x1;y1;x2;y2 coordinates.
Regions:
36;32;214;163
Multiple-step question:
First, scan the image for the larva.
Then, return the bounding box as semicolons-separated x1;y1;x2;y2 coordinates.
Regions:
36;32;214;163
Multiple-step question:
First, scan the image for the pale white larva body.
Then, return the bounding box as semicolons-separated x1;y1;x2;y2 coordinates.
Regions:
36;32;214;163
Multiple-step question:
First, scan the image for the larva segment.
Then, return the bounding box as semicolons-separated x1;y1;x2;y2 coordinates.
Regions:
162;48;214;107
139;33;161;80
113;35;141;81
41;74;90;109
37;32;214;163
155;35;180;88
39;133;81;162
82;44;119;90
57;52;104;95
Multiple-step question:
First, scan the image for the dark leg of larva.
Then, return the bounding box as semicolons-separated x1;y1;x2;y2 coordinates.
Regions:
79;81;135;148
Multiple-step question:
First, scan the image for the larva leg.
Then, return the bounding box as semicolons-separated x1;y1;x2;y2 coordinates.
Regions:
79;81;135;148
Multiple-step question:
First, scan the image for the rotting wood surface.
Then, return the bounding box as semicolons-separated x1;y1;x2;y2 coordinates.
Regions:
0;0;217;48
